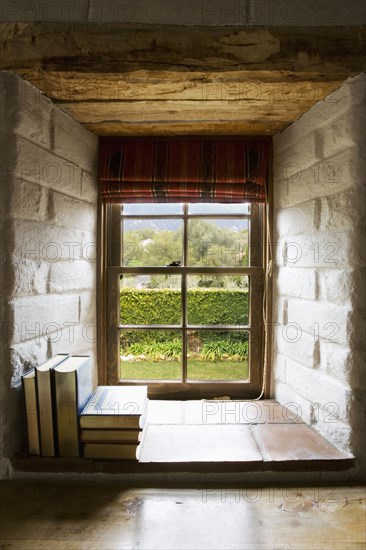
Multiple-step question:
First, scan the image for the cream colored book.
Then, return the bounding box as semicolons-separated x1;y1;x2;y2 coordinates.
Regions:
54;356;93;457
83;443;139;460
21;369;40;455
80;386;148;429
81;428;142;443
35;354;69;456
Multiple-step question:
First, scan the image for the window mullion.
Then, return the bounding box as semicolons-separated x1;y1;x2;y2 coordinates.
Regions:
182;204;189;383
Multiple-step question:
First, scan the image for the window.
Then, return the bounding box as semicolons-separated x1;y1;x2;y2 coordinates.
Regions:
104;202;265;398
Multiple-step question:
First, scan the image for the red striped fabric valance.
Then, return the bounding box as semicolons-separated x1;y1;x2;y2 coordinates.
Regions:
99;138;269;203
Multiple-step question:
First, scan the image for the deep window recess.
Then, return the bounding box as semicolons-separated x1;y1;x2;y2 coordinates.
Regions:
105;202;265;398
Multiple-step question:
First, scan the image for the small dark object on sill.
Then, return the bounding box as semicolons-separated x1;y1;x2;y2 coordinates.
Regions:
166;261;181;267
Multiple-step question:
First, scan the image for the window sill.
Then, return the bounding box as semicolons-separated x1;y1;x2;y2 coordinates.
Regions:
12;400;353;476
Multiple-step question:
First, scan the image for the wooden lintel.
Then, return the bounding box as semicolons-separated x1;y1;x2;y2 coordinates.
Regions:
1;23;364;136
13;69;344;103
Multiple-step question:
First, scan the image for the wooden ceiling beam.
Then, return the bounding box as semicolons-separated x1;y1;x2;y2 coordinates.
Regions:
12;69;344;103
1;23;365;74
1;23;364;136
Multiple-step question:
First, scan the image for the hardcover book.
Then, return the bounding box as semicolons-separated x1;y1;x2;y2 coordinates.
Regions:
21;369;40;455
83;443;141;460
80;428;142;444
35;354;69;456
54;355;93;457
80;386;148;430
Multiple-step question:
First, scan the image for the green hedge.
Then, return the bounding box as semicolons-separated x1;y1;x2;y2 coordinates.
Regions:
120;288;249;325
120;288;249;350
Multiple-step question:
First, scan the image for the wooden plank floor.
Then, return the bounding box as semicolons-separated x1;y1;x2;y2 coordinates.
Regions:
0;482;365;549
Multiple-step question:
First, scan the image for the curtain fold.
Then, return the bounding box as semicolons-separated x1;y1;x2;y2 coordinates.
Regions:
99;138;269;203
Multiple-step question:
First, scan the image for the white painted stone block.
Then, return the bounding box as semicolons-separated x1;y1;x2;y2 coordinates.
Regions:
319;341;352;382
11;135;83;199
52;107;98;167
320;188;365;232
8;177;48;222
49;261;95;293
81;169;98;202
12;219;89;263
285;357;351;422
14;90;53;149
10;340;48;387
51;191;97;232
10;294;80;345
287;298;351;347
317;269;353;305
273;130;318;175
276;267;317;301
272;167;290;208
273;324;315;368
79;290;97;324
50;323;97;356
317;108;366;159
275;201;318;237
275;232;353;269
271;294;287;326
275;381;314;424
12;256;49;297
272;352;287;384
0;71;52;148
285;147;359;207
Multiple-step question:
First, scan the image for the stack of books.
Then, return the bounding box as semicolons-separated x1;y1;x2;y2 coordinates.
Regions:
80;385;148;460
21;354;93;457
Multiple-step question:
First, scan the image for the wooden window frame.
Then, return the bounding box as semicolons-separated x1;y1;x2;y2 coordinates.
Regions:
99;201;271;400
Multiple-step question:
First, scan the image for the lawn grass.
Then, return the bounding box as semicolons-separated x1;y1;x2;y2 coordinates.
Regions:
120;359;249;381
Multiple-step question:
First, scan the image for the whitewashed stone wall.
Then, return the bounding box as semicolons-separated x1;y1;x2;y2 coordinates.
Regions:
0;71;98;477
272;73;366;477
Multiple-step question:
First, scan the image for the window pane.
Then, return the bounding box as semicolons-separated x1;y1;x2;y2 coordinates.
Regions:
188;203;249;215
120;330;181;380
187;275;249;325
187;218;249;267
122;204;183;215
187;330;249;381
122;218;182;266
120;275;181;325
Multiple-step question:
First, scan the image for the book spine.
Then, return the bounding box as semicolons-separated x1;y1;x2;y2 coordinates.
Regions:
36;370;56;456
55;371;79;457
21;374;41;455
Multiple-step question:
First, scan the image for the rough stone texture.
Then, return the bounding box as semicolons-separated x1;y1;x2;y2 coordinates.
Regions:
273;73;366;479
276;267;316;300
0;71;98;478
49;261;95;293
